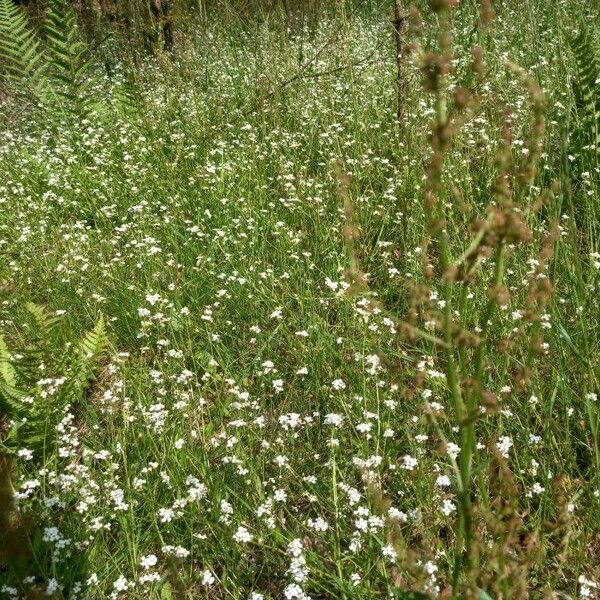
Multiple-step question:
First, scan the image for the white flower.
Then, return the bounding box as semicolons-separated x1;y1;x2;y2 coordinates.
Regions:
388;507;408;522
401;455;417;470
113;575;130;592
324;413;343;426
446;442;460;460
17;448;33;461
287;538;304;557
45;578;59;595
496;436;513;458
140;555;157;569
441;499;456;516
284;583;309;599
202;570;215;586
158;508;175;523
436;475;451;487
579;575;598;598
531;482;545;495
233;525;253;543
306;517;328;532
140;572;161;584
331;378;346;391
274;455;288;467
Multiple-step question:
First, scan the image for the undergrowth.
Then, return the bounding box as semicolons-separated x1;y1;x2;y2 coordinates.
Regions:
0;0;599;598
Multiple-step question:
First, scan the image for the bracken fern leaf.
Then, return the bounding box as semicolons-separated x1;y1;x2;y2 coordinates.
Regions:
568;24;600;163
0;334;16;389
44;0;97;118
71;315;107;392
0;0;46;94
25;302;60;342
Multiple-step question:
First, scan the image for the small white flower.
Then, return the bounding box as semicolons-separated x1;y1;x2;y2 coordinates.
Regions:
401;455;417;470
140;555;157;569
436;475;451;487
306;517;328;532
331;378;346;391
446;442;460;460
324;413;343;426
441;498;456;516
17;448;33;461
233;525;253;543
496;436;513;458
274;489;287;502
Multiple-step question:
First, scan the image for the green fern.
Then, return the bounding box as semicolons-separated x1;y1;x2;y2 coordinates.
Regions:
0;311;108;456
568;24;600;163
0;0;98;118
25;302;61;341
0;0;46;94
72;315;107;391
44;0;97;118
0;334;26;416
112;69;143;118
0;334;16;389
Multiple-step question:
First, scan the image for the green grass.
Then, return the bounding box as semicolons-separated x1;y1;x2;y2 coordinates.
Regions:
0;0;600;598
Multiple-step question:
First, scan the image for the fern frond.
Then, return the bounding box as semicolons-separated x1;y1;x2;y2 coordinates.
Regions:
0;0;46;93
569;24;600;161
25;302;61;341
78;316;107;361
0;336;27;417
0;381;27;413
70;315;107;390
44;0;97;118
1;308;109;457
0;334;16;388
113;71;142;117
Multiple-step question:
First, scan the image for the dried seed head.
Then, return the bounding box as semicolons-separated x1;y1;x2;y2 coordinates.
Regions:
429;0;457;13
471;46;485;78
453;86;471;111
479;0;496;28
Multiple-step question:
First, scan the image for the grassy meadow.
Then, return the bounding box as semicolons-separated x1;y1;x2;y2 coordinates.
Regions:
1;0;600;597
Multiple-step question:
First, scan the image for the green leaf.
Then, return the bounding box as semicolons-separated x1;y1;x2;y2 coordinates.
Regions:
26;302;61;340
0;334;16;388
78;315;107;360
568;24;600;160
0;0;46;91
44;0;99;118
160;582;173;600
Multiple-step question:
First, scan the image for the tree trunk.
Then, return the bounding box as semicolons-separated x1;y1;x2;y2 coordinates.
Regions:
392;0;407;125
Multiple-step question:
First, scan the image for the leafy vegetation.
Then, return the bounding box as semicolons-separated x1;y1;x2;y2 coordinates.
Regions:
0;0;599;598
568;23;600;164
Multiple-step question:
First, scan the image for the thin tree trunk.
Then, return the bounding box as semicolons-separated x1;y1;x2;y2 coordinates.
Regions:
392;0;407;125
